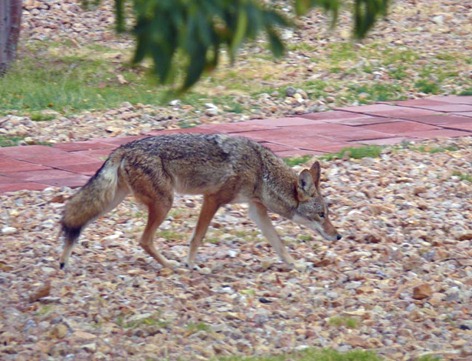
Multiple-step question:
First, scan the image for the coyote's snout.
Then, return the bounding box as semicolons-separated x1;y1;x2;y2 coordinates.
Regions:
59;134;341;270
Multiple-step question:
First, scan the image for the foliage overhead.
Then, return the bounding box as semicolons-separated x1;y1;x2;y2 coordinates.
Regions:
86;0;390;92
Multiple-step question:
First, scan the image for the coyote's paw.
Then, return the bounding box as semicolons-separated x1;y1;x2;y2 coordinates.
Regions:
293;260;308;272
185;263;212;275
184;261;197;271
164;259;181;270
196;266;212;275
279;259;308;272
184;257;203;272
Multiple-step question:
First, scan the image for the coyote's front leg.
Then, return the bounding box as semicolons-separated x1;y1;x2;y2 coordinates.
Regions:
186;195;222;270
248;201;296;266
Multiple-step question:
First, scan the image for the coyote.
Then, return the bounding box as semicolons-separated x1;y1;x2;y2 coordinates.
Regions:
59;133;341;270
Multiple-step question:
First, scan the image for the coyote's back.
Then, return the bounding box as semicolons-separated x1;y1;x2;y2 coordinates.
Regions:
59;133;341;270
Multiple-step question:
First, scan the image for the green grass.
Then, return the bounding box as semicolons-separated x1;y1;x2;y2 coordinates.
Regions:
346;83;407;103
226;101;245;114
414;356;441;361
288;42;318;53
35;305;55;317
116;313;169;329
177;119;199;128
419;65;459;82
234;230;259;239
239;289;257;297
411;144;458;154
415;355;441;361
398;142;459;154
216;348;381;361
328;316;360;329
320;145;383;161
303;80;330;96
30;111;57;121
206;237;221;245
283;155;312;167
411;63;463;95
328;43;358;63
414;79;440;94
0;51;162;115
377;47;420;65
0;136;24;147
452;171;472;182
0;42;224;116
1;39;469;119
186;321;212;334
459;87;472;96
297;234;313;242
388;65;408;80
158;229;182;241
435;53;457;61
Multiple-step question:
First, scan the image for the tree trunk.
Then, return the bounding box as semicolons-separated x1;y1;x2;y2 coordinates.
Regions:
0;0;23;75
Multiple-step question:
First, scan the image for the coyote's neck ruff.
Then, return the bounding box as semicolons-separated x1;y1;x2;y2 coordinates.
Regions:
59;133;341;270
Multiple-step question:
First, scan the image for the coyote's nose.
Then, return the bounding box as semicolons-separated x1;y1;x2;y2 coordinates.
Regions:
336;234;342;241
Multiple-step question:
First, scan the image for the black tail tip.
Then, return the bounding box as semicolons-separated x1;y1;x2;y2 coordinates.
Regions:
61;224;82;243
59;262;65;270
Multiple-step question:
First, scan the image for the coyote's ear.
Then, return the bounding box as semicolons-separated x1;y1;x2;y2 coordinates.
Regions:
296;169;316;202
309;161;321;190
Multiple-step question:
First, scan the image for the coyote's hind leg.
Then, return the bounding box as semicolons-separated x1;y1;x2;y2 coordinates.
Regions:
139;195;175;269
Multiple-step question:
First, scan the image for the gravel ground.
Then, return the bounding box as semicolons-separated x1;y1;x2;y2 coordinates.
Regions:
1;137;471;360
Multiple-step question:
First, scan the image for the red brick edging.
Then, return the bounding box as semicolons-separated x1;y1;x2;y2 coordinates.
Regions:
1;96;471;193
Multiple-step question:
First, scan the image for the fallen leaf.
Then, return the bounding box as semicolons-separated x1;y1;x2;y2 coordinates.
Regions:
117;74;128;85
28;281;51;303
413;283;433;300
50;195;65;203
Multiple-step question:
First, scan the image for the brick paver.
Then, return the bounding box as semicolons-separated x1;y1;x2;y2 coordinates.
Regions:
0;96;471;193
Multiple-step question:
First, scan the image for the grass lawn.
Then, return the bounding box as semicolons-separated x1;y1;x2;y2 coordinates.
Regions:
1;39;470;118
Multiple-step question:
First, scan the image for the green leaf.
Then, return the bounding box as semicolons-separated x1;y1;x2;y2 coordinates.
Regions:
230;6;249;58
150;44;173;84
182;45;208;91
353;0;389;38
81;0;101;10
124;0;390;92
132;33;148;64
115;0;126;33
267;28;285;58
295;0;340;18
295;0;310;15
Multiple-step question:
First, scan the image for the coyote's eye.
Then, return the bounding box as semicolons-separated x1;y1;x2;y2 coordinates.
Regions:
318;212;325;218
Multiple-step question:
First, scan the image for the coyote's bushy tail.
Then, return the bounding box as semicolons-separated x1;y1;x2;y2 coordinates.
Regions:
59;149;128;269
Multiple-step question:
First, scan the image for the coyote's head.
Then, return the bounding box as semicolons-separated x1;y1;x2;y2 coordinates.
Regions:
292;161;341;241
